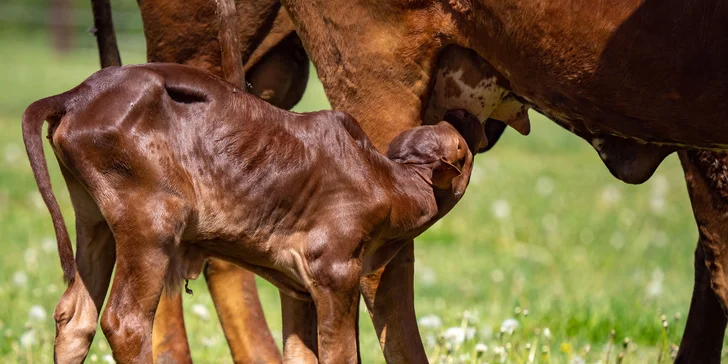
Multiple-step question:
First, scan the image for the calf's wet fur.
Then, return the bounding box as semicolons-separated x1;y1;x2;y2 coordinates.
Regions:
22;63;482;363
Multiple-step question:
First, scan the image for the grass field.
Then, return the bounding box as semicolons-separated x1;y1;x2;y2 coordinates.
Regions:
0;33;722;363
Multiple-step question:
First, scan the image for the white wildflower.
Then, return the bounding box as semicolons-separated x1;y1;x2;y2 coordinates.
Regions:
543;327;552;339
491;199;511;220
4;143;21;164
46;284;59;294
600;185;622;206
28;191;44;210
417;265;437;286
650;196;666;214
490;269;504;283
535;176;555;196
24;248;38;267
609;232;625;250
13;271;28;287
647;268;665;297
201;336;217;347
418;314;442;330
20;329;36;348
28;305;46;322
475;343;488;354
571;355;586;364
102;354;115;363
90;354;99;362
191;304;210;320
500;318;518;334
443;327;466;346
41;237;57;253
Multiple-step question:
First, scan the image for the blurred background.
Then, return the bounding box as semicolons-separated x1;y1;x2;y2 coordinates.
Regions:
0;1;718;363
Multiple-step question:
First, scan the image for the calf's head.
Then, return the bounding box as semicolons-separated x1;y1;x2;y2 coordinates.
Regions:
386;116;480;203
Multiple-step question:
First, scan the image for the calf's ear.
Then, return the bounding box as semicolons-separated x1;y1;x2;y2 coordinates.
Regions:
431;157;462;189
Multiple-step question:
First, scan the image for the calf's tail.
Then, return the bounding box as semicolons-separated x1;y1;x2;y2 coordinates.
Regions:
22;96;75;284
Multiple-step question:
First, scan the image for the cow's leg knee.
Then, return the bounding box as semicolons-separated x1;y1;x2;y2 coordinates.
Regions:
101;199;186;363
204;258;281;363
54;172;115;364
360;241;426;363
280;292;318;363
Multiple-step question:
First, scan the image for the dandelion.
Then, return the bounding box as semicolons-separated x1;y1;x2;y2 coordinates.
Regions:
102;354;115;363
201;336;217;347
500;318;518;335
47;284;59;294
4;143;21;164
535;176;555;196
417;265;437;286
609;232;625;251
24;247;38;264
41;237;57;253
647;268;665;297
490;269;504;283
463;311;479;327
600;185;622;206
650;196;666;215
19;329;36;348
28;191;44;210
12;271;28;287
418;314;443;330
443;327;466;346
475;343;488;356
191;304;210;320
652;230;668;248
28;305;46;322
491;199;511;220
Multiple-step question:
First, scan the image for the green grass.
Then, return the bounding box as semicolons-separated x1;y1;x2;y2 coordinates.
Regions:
0;34;720;363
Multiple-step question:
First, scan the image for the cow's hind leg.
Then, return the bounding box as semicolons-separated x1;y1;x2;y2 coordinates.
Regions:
100;193;188;363
53;166;115;364
676;150;728;363
204;258;282;363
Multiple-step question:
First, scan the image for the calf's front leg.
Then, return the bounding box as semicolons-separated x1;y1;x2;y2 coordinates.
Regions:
311;267;361;363
360;241;427;363
280;292;318;363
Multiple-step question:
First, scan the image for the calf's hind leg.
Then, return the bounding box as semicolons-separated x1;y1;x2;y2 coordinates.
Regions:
54;167;115;364
100;195;188;363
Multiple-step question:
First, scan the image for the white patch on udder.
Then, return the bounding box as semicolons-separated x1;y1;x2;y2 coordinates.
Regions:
425;68;507;125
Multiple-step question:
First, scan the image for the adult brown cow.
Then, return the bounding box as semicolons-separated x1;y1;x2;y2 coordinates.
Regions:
265;0;728;363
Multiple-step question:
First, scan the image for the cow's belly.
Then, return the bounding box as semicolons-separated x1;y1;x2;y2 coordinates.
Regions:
425;46;679;185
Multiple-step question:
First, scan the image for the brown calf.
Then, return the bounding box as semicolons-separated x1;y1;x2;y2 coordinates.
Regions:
22;63;481;363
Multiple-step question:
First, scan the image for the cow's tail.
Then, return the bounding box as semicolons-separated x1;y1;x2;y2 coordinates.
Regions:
22;95;76;284
91;0;121;68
